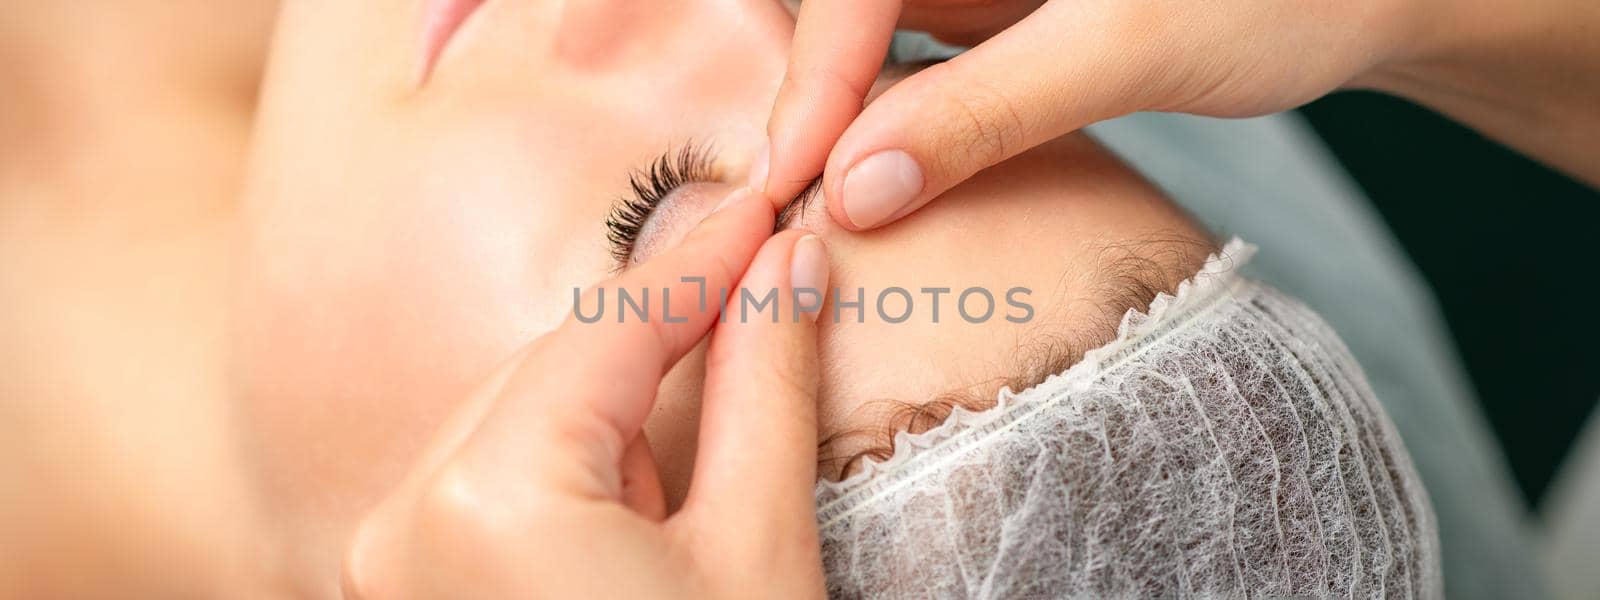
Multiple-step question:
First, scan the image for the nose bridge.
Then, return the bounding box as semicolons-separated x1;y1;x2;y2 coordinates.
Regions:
549;0;660;69
550;0;793;71
704;0;797;53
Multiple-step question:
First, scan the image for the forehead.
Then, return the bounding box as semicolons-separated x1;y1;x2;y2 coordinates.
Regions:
810;132;1208;442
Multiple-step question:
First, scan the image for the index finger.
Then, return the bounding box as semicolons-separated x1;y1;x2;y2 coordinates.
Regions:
462;189;776;497
759;0;901;202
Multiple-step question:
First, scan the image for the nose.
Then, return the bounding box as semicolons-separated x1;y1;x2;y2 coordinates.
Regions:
537;0;796;71
428;0;795;88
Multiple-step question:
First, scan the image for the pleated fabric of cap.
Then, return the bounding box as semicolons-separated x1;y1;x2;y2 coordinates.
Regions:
814;239;1441;599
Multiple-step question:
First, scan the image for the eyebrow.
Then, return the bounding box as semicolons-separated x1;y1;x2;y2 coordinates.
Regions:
774;176;824;231
815;235;1217;480
816;336;1081;479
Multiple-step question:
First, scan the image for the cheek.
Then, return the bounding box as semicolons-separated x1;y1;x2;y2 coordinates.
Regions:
229;160;597;521
230;214;544;521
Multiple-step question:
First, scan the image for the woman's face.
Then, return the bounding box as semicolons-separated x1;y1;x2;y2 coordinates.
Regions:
232;0;1207;541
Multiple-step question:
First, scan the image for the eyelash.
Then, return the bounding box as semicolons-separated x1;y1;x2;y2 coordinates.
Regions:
604;143;717;269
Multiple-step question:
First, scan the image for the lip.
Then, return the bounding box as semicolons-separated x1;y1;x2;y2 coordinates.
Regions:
418;0;487;82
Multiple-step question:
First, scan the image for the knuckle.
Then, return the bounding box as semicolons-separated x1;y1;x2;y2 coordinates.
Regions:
340;567;381;600
798;63;874;105
342;509;405;600
767;358;817;400
705;250;745;306
939;77;1028;171
712;345;815;407
340;460;546;599
645;309;688;357
413;462;504;542
678;223;746;291
340;535;387;600
820;66;874;103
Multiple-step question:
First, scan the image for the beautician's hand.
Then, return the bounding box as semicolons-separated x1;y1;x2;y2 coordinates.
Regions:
341;189;829;599
756;0;1600;229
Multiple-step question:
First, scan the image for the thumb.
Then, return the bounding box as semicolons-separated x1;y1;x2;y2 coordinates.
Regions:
677;230;828;554
822;2;1158;230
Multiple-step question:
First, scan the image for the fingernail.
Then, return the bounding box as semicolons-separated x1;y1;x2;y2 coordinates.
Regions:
841;150;923;229
712;187;755;214
747;142;771;192
790;234;829;323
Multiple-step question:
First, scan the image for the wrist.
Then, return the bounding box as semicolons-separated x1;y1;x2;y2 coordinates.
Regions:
1348;0;1600;187
1352;0;1551;103
1346;0;1458;95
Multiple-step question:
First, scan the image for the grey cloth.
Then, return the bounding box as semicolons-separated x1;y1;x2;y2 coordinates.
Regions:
1087;111;1549;599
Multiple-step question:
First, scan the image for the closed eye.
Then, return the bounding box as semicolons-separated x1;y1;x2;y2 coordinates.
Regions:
604;144;718;271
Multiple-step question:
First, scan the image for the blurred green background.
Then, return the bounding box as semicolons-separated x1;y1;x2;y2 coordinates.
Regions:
1298;91;1600;507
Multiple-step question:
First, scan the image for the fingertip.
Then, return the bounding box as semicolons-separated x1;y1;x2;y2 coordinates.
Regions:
790;234;829;324
774;228;825;285
732;228;820;300
821;166;866;231
823;183;864;231
825;148;927;230
710;228;822;367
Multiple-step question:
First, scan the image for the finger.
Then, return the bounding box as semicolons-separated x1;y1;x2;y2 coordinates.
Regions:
821;2;1153;230
758;0;901;203
550;187;775;437
679;230;828;537
463;188;777;499
341;342;539;600
897;0;1044;47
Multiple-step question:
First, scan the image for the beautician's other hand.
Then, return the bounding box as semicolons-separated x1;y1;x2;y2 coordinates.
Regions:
341;189;829;599
757;0;1600;230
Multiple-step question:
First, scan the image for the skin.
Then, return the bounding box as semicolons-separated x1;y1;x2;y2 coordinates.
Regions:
9;0;1592;596
2;0;1205;596
236;0;1208;594
0;2;277;597
759;0;1600;231
232;2;800;590
346;195;833;599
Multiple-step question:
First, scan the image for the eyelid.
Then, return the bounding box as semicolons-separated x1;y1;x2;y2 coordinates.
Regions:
604;143;719;270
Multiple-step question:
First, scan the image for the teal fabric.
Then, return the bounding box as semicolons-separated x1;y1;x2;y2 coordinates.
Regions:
1086;111;1549;599
889;29;1549;598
